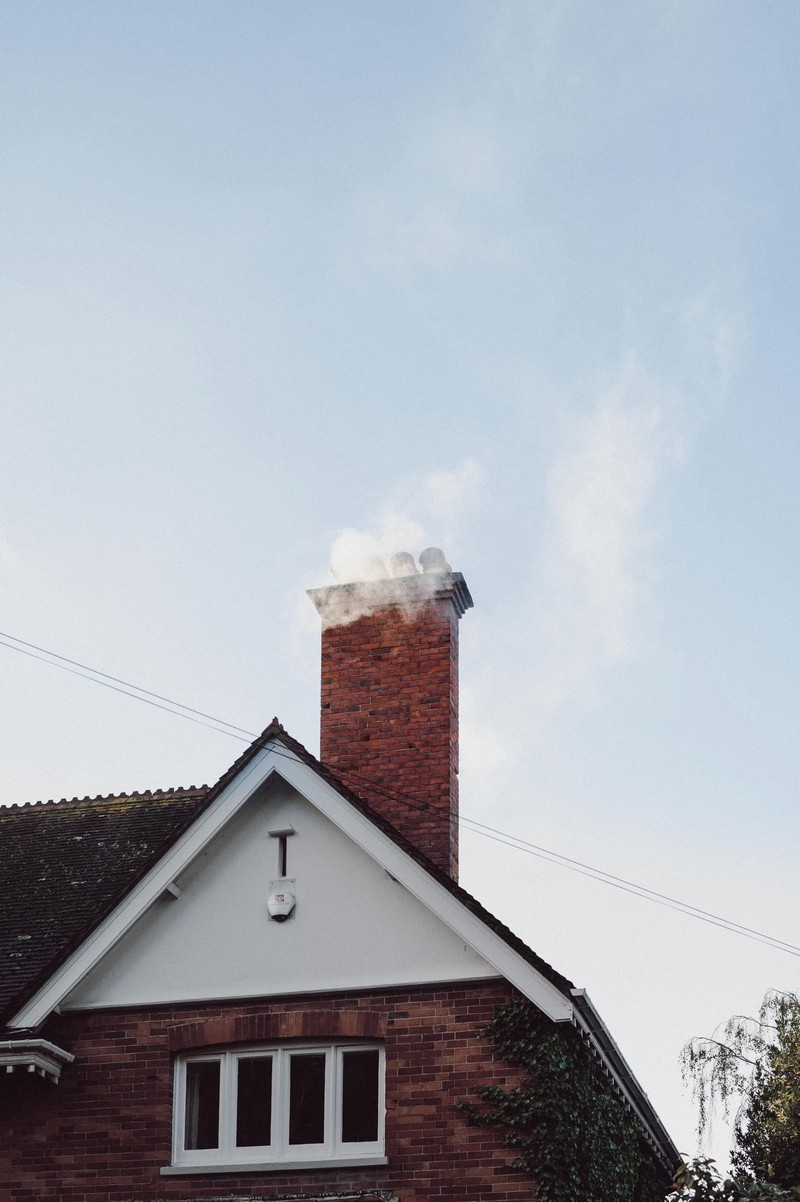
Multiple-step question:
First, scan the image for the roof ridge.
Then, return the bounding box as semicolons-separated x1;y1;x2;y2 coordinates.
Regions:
1;720;293;814
2;785;209;811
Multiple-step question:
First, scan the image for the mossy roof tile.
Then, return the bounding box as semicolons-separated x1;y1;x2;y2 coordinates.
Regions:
0;786;208;1025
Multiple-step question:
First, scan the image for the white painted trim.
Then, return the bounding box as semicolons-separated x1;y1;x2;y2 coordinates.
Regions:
0;1038;75;1082
9;741;572;1028
272;754;574;1024
55;973;502;1012
160;1156;389;1175
171;1041;385;1170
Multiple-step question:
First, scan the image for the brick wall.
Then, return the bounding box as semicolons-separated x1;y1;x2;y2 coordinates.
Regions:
0;979;539;1202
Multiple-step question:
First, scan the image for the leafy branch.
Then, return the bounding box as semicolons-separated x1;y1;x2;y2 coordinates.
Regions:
682;991;800;1187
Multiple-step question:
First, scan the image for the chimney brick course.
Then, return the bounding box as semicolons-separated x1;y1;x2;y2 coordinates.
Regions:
309;573;472;880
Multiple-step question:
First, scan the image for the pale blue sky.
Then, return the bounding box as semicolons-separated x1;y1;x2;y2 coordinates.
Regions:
2;0;800;1166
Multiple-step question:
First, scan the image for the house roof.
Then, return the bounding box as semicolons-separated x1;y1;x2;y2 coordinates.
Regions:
0;785;208;1026
0;720;572;1029
0;721;679;1169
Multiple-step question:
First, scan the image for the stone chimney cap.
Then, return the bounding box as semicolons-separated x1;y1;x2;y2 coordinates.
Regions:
307;571;473;624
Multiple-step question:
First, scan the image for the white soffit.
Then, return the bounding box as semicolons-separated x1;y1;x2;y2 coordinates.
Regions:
10;742;573;1028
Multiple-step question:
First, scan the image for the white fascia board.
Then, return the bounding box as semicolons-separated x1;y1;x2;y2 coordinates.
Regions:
9;747;276;1029
271;753;573;1024
10;741;572;1029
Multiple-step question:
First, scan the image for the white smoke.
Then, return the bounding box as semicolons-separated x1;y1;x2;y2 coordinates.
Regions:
329;512;427;585
302;458;483;628
547;365;668;658
459;355;683;806
532;355;681;712
329;457;482;586
419;458;483;536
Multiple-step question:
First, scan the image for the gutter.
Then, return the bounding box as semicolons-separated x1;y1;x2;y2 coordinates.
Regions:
570;988;680;1171
0;1037;75;1083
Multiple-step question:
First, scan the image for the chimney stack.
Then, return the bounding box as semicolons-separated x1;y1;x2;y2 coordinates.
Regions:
308;552;473;880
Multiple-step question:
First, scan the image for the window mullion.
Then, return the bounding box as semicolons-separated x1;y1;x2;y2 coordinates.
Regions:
378;1046;386;1148
334;1045;345;1155
325;1046;336;1156
276;1048;288;1158
221;1053;236;1155
173;1057;185;1162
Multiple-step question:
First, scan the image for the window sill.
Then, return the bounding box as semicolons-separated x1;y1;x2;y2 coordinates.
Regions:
161;1155;389;1175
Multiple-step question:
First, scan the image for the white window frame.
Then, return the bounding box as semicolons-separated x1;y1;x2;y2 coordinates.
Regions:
171;1043;385;1170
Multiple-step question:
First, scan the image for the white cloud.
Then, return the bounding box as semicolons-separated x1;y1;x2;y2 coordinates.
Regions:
533;355;680;714
546;359;671;659
460;354;689;808
422;458;483;534
354;106;514;273
678;290;738;421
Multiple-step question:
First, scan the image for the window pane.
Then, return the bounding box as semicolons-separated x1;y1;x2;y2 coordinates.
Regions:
341;1049;380;1143
289;1053;326;1145
236;1057;273;1147
184;1060;220;1150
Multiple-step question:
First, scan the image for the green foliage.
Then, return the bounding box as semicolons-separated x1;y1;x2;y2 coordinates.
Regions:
669;1157;800;1201
682;991;800;1189
462;997;669;1202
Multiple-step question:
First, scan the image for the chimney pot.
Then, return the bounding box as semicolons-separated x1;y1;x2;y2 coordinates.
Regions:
389;552;419;577
419;546;452;574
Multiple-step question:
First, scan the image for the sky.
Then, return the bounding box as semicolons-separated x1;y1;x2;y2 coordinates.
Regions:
2;0;800;1172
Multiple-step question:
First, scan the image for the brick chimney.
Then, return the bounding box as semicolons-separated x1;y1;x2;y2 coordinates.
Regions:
307;550;473;880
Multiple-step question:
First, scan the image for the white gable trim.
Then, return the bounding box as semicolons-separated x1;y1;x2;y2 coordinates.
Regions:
273;754;573;1024
9;742;573;1029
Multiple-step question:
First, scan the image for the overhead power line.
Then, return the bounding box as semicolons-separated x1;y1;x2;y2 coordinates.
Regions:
0;629;255;741
1;627;797;959
319;765;800;959
459;819;800;959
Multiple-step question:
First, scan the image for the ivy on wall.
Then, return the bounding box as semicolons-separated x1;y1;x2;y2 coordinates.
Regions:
462;998;670;1202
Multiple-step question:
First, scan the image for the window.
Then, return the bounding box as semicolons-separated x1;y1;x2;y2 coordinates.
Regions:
172;1044;385;1169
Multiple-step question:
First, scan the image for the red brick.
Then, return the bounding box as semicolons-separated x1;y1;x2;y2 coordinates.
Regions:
1;980;536;1202
316;579;467;879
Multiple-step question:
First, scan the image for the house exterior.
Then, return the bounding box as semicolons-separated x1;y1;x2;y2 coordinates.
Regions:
0;557;678;1202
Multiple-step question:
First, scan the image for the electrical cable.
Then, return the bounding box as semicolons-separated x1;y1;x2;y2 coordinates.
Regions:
319;761;800;957
1;627;797;959
0;629;255;737
459;822;800;957
459;817;800;956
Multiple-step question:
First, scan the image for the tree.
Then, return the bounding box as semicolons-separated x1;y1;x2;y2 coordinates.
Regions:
681;990;800;1189
663;1153;797;1202
668;1157;800;1201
